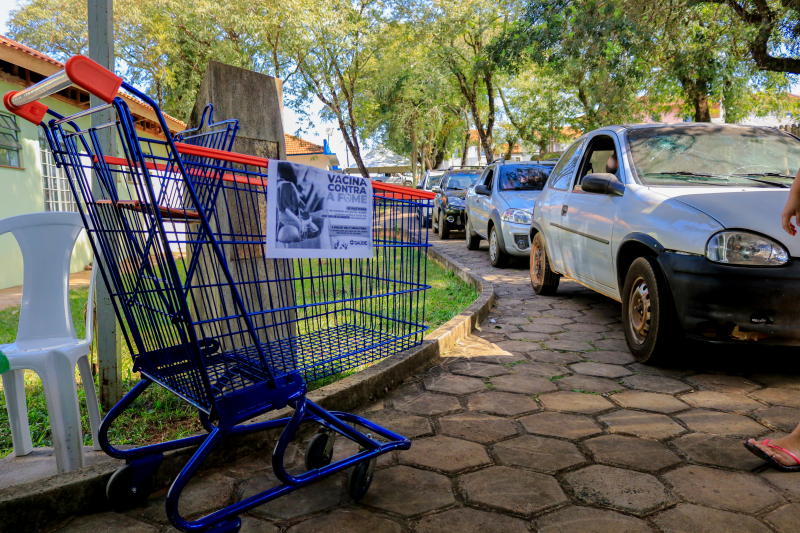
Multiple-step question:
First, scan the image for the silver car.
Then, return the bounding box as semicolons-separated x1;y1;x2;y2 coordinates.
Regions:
464;160;555;267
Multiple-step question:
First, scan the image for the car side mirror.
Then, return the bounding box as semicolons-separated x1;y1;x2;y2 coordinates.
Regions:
431;186;441;193
475;184;491;196
581;173;625;196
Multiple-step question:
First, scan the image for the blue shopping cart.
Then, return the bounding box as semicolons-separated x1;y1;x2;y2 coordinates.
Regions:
4;55;435;533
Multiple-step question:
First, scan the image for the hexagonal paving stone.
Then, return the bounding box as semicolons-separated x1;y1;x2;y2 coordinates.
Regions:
531;316;575;326
585;350;637;365
360;410;434;439
557;375;624;394
416;507;530;533
676;409;768;437
765;503;800;533
562;322;610;333
653;503;772;533
565;465;677;515
468;391;539;416
491;374;557;395
56;514;158;533
439;412;518;443
513;361;569;378
749;373;800;391
762;468;800;500
621;375;692;394
663;465;784;514
400;436;491;473
519;411;603;440
239;517;279;533
593;339;629;351
424;375;487;395
570;362;632;379
285;509;400;533
672;433;764;470
752;406;800;432
611;391;689;414
627;363;692;378
572;315;617;325
242;473;340;520
519;322;567;334
471;355;526;365
360;466;456;516
584;435;681;472
539;391;614;414
505;332;551;343
393;393;462;416
750;388;800;409
686;374;761;393
494;435;586;473
494;340;545;353
530;351;585;364
132;473;236;524
449;361;512;378
535;506;655;533
599;410;685;440
544;340;593;352
681;391;763;414
554;331;605;342
462;466;567;516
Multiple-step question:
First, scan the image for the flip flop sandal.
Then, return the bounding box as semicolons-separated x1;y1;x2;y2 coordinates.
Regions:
744;439;800;472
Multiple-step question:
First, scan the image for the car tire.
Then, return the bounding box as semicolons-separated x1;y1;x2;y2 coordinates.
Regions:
440;212;451;239
432;210;439;234
621;256;680;364
530;232;560;295
489;225;508;268
465;217;481;250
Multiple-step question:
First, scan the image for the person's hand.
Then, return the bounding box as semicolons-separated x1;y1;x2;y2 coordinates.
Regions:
782;187;800;236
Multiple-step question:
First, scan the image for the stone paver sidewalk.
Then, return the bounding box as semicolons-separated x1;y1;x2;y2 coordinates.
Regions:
52;240;800;532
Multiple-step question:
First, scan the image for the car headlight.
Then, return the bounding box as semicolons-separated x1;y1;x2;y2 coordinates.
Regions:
448;196;465;207
706;231;789;266
501;208;532;225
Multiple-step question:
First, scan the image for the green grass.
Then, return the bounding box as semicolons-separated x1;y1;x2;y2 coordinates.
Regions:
0;258;477;457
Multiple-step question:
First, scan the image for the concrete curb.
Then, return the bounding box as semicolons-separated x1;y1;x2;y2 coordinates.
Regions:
0;246;494;533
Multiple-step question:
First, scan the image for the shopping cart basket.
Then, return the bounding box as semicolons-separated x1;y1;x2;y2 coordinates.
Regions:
4;55;436;533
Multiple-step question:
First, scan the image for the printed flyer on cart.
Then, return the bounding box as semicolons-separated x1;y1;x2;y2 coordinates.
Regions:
266;161;374;258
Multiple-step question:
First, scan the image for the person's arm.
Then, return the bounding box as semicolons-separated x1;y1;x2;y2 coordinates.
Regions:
781;168;800;236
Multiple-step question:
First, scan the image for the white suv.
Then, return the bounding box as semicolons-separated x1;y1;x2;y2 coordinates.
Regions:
530;124;800;363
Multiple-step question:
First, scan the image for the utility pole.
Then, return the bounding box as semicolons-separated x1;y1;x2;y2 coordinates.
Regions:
88;0;122;411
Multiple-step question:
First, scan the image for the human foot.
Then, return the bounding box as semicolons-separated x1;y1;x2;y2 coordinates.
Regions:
745;435;800;470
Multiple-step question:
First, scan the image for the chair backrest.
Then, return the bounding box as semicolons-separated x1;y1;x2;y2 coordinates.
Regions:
0;212;85;344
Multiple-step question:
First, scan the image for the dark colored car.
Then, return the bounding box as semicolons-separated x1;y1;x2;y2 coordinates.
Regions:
432;168;483;238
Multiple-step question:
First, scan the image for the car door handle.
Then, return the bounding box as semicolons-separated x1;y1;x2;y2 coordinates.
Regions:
561;205;568;216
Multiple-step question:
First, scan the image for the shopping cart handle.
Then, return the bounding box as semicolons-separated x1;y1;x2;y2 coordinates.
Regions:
4;55;122;125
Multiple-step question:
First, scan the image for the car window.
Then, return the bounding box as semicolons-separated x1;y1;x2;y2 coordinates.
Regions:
425;174;443;190
446;172;481;190
548;139;585;190
575;135;619;191
499;165;553;191
483;168;494;189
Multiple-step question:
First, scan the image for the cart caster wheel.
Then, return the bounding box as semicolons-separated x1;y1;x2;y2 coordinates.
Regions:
305;431;335;470
106;464;154;512
346;457;376;501
206;516;241;533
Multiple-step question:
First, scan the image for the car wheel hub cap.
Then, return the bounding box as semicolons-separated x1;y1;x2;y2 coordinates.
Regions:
628;277;650;345
532;245;543;283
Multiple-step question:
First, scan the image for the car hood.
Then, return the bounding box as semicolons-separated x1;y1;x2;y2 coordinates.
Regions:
498;190;542;211
650;187;798;255
445;189;467;199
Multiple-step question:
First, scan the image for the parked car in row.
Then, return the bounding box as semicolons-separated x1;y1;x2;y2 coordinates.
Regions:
432;167;483;238
418;170;446;192
529;123;800;362
464;160;556;267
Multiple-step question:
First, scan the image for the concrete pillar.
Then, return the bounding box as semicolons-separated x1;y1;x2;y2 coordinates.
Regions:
88;0;122;411
187;62;296;353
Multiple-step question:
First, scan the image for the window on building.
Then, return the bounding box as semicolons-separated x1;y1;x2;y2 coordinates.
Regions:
39;127;78;212
0;112;22;167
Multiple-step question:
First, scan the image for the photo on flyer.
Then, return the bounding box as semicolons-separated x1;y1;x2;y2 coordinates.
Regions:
265;160;374;258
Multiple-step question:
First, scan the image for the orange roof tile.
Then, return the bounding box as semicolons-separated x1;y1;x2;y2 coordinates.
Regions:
285;134;323;155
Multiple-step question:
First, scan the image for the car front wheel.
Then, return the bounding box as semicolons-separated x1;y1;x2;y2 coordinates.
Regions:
489;225;508;267
621;256;680;364
530;232;560;295
465;217;481;250
440;212;451;239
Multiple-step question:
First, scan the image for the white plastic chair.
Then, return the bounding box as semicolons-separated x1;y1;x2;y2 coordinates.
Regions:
0;212;101;473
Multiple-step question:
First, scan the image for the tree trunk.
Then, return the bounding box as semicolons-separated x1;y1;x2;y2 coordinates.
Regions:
410;128;418;184
694;94;711;123
461;117;470;166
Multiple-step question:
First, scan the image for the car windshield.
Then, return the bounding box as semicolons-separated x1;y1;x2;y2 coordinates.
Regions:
446;172;480;189
628;126;800;188
499;165;554;191
425;174;444;190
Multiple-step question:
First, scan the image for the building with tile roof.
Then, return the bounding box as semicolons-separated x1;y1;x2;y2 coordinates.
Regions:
284;134;339;170
0;35;188;289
